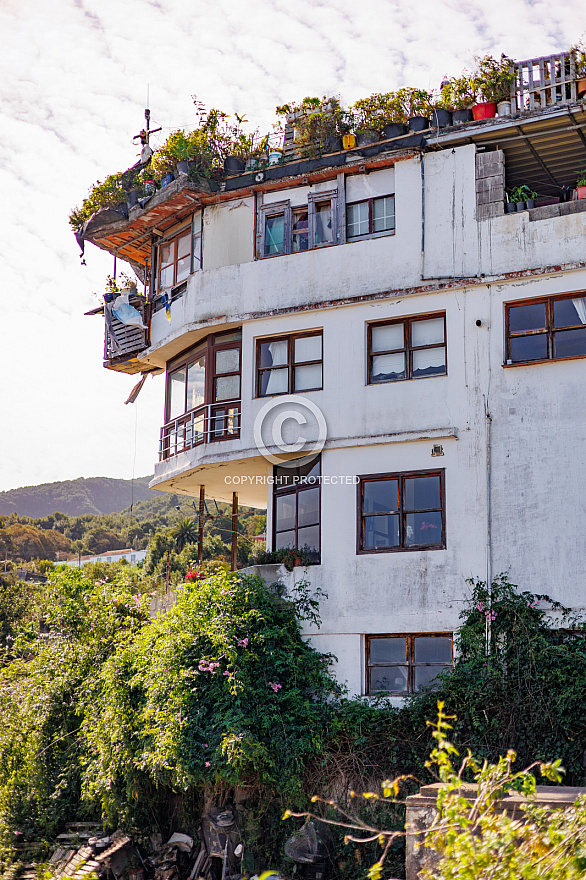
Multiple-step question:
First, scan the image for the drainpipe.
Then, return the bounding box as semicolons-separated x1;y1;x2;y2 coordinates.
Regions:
485;394;493;657
419;151;425;279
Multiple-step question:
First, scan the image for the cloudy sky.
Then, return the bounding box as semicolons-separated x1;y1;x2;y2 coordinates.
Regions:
0;0;582;492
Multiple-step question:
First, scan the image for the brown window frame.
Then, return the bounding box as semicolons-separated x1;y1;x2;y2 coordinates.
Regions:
366;632;453;695
357;469;446;554
367;313;447;384
272;457;321;564
258;193;339;259
346;194;396;240
157;214;202;293
256;331;323;397
505;292;586;365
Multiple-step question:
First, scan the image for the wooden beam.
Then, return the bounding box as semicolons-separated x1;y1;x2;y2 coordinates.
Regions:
231;492;238;572
197;485;205;564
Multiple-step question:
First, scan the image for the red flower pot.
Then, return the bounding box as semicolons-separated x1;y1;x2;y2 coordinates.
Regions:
577;185;586;200
472;102;497;120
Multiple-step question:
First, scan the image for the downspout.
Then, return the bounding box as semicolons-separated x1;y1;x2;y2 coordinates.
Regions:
484;283;493;658
420;151;425;279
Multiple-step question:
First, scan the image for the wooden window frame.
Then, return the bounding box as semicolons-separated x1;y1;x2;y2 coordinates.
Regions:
258;192;339;259
256;330;323;397
365;632;453;695
157;213;202;293
346;194;396;241
505;292;586;366
357;469;446;554
367;313;447;384
273;457;321;564
165;331;242;421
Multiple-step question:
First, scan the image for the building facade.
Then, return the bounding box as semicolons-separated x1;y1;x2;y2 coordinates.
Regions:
81;60;586;698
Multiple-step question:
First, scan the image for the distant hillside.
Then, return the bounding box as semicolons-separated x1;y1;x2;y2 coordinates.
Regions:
0;476;162;517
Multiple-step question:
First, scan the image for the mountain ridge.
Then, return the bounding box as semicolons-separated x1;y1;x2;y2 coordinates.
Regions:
0;476;160;518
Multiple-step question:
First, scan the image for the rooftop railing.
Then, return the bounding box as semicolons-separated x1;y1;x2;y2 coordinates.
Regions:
159;401;241;460
511;52;581;112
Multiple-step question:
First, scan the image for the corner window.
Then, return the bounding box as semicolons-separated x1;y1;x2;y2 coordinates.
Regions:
366;633;452;694
368;314;446;383
358;470;445;553
347;195;395;240
157;213;202;292
259;194;338;258
257;331;323;396
506;294;586;364
161;330;241;459
273;458;321;563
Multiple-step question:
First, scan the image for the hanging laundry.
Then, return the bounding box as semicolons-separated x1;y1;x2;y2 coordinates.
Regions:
112;291;147;329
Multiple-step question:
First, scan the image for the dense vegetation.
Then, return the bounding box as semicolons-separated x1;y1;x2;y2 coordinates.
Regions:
0;570;584;880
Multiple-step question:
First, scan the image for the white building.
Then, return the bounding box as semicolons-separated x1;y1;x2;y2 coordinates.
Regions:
80;54;586;698
61;548;147;566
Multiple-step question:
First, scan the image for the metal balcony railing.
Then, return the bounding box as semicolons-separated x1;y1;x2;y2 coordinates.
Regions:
159;401;241;460
512;52;580;113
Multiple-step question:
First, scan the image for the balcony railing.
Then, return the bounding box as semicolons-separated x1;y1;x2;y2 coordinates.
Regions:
159;401;241;460
512;52;580;113
104;292;149;362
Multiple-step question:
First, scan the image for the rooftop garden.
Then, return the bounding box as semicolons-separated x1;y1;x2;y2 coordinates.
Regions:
70;43;586;232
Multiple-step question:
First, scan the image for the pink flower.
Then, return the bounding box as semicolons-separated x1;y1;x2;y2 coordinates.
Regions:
204;743;209;748
238;637;249;647
205;761;211;767
268;681;282;693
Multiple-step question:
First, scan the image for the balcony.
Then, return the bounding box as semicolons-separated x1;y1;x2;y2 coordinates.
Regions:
159;400;241;460
102;291;150;374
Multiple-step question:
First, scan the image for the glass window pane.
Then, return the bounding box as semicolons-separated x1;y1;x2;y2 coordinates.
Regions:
294;363;322;391
415;637;452;663
370;637;406;663
292;209;309;252
372;323;404;352
177;231;191;259
176;255;190;283
261;368;289;396
372;352;405;382
186;356;205;411
215;348;240;374
298;487;320;527
412;347;446;377
554;297;586;328
554;328;586;358
364;514;400;548
346;202;369;238
275;457;322;487
275;530;296;550
294;335;322;363
168;368;186;419
160;241;175;268
363;480;399;514
373;196;395;233
260;339;288;368
315;202;333;244
404;476;441;511
211;406;238;437
411;317;444;347
414;665;448;691
369;666;408;693
297;525;320;559
215;329;242;343
193;232;202;270
276;494;296;532
159;264;174;290
510;334;548;363
264;214;285;255
405;511;442;545
215;374;240;401
509;302;546;332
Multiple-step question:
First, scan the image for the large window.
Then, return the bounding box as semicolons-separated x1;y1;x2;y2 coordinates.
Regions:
357;470;445;553
506;294;586;364
273;458;321;563
260;192;338;258
157;214;202;293
161;330;241;458
368;314;446;384
257;331;323;396
366;633;452;695
346;195;395;240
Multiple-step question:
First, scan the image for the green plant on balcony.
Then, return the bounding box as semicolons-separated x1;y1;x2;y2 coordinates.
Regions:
472;53;516;103
396;86;434;118
69;170;129;231
351;91;407;130
570;36;586;77
276;96;352;156
509;184;536;205
438;73;477;110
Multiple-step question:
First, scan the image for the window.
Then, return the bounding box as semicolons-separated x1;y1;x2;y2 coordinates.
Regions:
257;331;323;396
346;195;395;240
161;330;241;458
157;214;202;292
273;457;321;563
357;470;445;553
368;314;446;383
366;633;452;695
506;294;586;364
259;193;338;258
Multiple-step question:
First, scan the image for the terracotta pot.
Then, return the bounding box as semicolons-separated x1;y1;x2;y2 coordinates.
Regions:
294;557;302;566
577;77;586;98
472;101;497;120
577;185;586;200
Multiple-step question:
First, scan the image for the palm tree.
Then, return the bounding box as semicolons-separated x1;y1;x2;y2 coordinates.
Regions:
171;517;198;553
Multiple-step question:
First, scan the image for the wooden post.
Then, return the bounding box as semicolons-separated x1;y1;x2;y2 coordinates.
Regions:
231;491;238;572
165;549;170;595
197;485;205;564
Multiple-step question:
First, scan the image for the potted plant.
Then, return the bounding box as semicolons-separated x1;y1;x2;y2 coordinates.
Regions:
396;87;433;131
509;184;537;211
570;37;586;98
352;92;407;142
440;74;477;124
472;54;515;120
276;96;351;157
576;166;586;199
